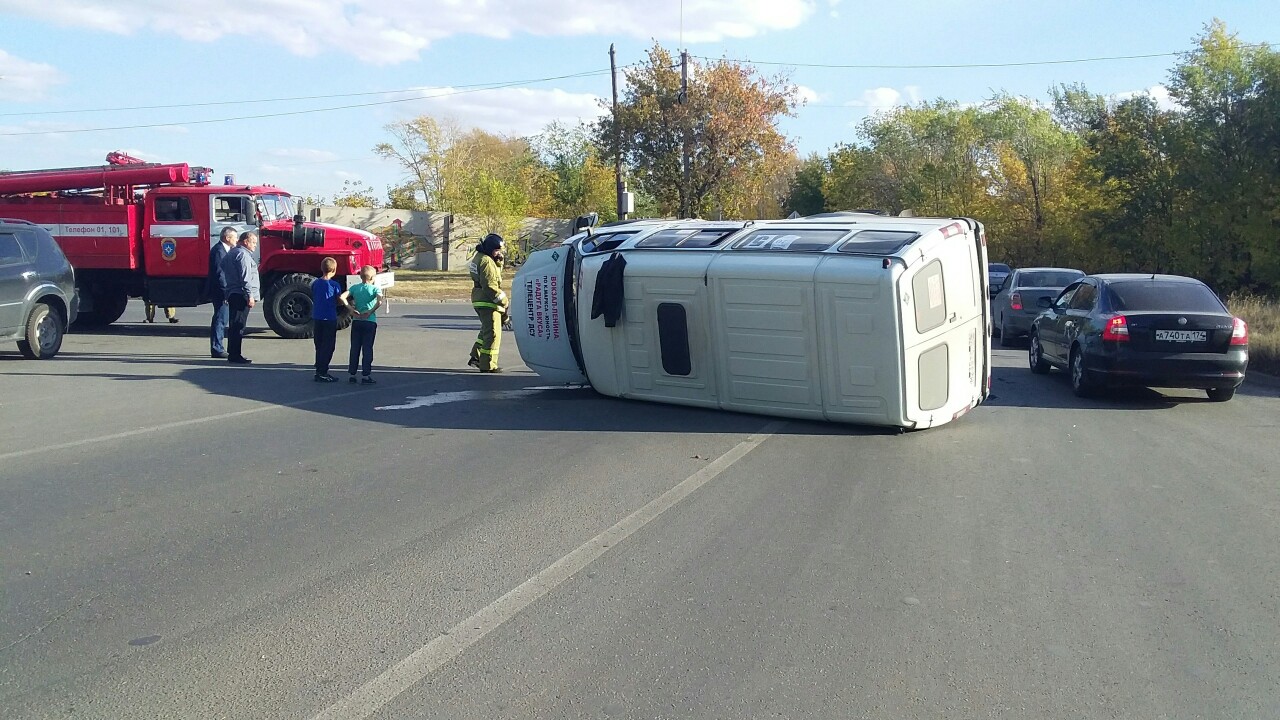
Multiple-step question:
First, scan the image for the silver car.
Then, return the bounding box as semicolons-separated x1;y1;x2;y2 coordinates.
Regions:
0;219;78;359
991;266;1084;346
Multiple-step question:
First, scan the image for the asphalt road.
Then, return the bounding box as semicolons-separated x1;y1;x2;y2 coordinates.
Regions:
1;301;1278;719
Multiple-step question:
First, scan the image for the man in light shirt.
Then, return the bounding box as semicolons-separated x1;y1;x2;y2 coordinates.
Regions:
220;231;260;364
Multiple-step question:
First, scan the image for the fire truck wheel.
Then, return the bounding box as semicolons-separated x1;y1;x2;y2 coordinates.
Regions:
336;305;354;331
18;303;64;360
73;290;128;327
264;273;316;340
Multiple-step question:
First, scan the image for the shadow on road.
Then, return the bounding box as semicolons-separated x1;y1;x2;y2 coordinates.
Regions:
985;364;1270;409
393;314;482;330
156;361;901;437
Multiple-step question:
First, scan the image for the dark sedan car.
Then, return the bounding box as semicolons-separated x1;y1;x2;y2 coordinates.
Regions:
1028;274;1248;401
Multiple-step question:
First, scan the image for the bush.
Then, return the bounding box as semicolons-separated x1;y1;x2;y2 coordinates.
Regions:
1228;293;1280;377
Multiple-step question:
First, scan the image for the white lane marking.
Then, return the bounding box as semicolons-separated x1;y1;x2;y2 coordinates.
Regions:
374;385;582;411
310;419;785;720
0;379;459;463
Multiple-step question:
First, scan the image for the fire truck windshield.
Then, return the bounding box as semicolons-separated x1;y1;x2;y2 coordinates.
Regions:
255;194;295;222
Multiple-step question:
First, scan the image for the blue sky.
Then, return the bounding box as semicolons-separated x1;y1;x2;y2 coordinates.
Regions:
2;0;1277;204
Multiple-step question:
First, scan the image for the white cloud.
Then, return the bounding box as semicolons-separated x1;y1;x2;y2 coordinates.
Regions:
794;85;821;104
0;0;816;65
0;119;76;142
264;148;342;164
1112;84;1178;112
0;49;65;101
846;85;921;110
406;85;607;136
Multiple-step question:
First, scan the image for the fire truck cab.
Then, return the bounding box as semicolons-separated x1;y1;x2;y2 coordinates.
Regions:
0;154;393;339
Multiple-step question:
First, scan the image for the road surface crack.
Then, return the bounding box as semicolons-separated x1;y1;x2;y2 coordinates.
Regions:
0;593;101;654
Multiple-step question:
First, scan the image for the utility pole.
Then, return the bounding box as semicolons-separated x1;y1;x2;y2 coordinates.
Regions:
680;49;691;219
610;44;626;221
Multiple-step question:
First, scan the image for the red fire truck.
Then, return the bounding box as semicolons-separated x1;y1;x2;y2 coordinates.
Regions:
0;153;392;339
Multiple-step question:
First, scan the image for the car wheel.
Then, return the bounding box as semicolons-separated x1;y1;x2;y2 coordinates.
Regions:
17;302;63;359
1028;333;1050;375
1069;347;1094;397
336;304;354;332
1206;387;1235;402
1000;316;1016;347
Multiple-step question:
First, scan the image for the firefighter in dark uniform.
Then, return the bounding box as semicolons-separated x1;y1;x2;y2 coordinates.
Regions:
468;233;510;372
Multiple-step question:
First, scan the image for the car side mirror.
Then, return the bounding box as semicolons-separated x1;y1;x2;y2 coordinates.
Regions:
1037;297;1053;309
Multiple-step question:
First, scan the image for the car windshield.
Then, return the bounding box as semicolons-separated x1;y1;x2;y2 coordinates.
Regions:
255;194;295;222
1107;281;1226;312
989;264;1011;273
1019;270;1083;288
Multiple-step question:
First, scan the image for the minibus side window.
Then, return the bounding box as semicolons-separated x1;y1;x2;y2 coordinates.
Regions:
656;303;692;376
580;231;637;254
912;260;947;333
679;229;738;248
636;229;695;248
838;230;920;255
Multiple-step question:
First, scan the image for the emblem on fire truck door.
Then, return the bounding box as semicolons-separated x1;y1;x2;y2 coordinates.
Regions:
161;238;177;262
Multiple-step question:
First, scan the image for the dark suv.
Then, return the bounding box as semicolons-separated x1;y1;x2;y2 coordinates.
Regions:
0;219;77;359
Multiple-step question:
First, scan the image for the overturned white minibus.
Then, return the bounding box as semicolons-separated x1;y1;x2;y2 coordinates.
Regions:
511;213;992;430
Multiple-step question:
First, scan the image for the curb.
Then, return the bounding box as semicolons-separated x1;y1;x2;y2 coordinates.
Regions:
1246;369;1280;389
385;297;472;304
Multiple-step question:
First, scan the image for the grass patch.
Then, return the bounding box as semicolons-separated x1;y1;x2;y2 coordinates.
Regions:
386;268;514;302
1228;293;1280;377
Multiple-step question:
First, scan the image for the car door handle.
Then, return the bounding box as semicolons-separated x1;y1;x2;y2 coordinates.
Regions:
22;271;37;279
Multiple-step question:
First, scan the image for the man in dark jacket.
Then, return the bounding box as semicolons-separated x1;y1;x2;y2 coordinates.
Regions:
206;226;237;358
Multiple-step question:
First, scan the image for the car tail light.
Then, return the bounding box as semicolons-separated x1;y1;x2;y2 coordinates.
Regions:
1230;317;1248;345
1102;315;1130;342
1010;292;1022;311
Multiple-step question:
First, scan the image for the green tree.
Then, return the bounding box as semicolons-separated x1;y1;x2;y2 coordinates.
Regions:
1166;19;1279;291
531;120;617;221
783;153;828;216
981;94;1081;262
595;43;798;218
331;179;380;208
373;116;459;210
385;182;426;210
824;101;988;217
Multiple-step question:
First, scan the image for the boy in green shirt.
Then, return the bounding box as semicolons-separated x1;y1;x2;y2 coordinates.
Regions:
339;265;383;384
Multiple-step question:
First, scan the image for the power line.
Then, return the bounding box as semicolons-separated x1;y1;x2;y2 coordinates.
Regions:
0;68;619;136
0;67;625;119
692;43;1273;70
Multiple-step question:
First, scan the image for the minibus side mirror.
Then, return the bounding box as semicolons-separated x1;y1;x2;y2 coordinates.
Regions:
572;213;598;234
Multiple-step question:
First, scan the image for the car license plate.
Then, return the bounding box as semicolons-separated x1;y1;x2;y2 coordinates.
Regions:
1155;329;1206;342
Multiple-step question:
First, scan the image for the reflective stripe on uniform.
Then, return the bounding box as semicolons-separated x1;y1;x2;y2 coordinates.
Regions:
473;301;502;309
477;348;497;355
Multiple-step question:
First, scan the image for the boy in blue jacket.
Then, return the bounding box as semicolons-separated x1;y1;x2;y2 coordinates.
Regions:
311;257;341;382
